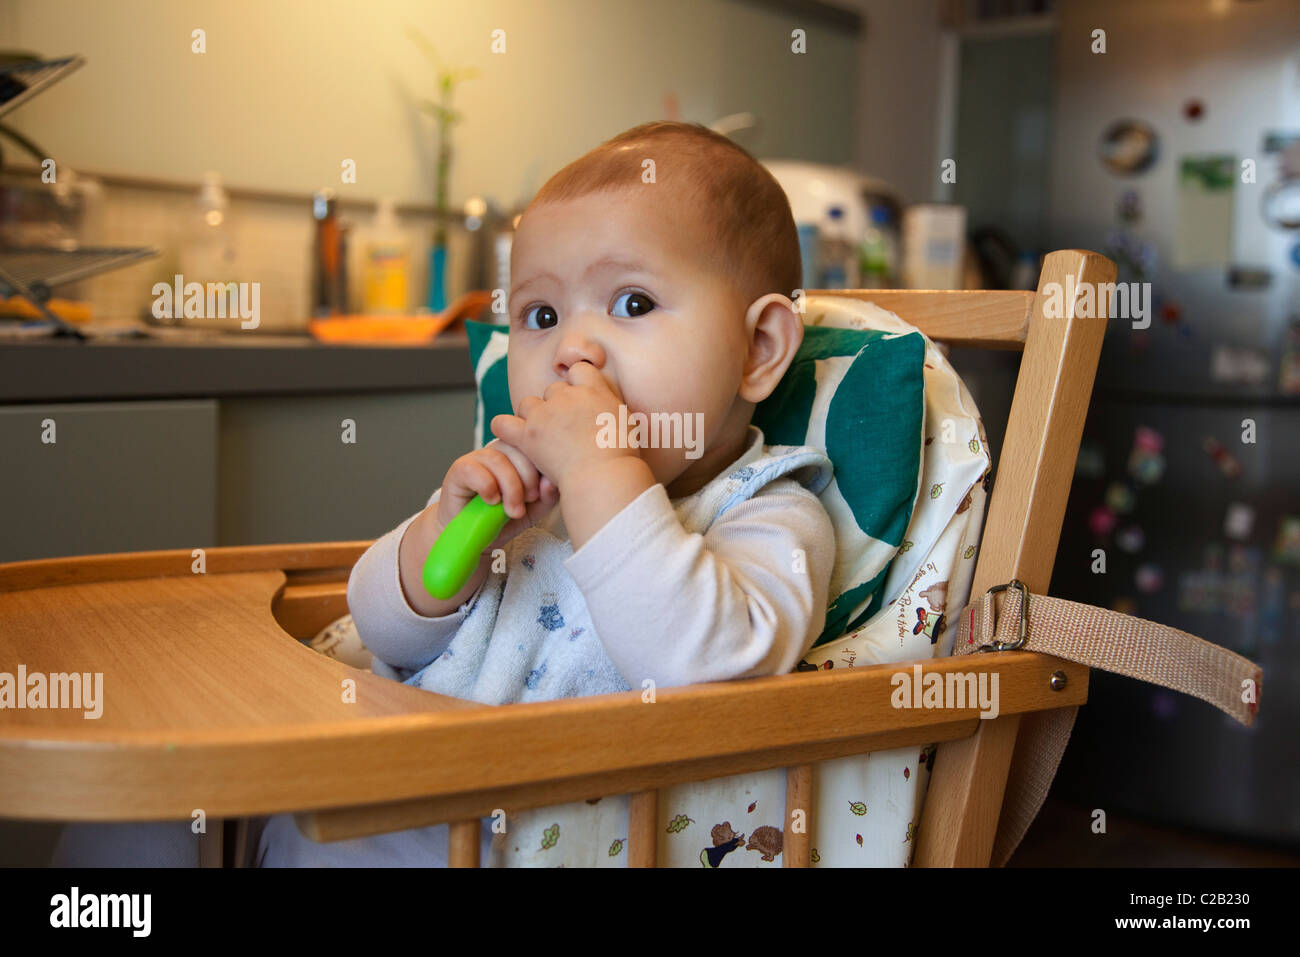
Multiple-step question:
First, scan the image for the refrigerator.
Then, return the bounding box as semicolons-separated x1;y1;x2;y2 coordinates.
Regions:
1038;0;1300;846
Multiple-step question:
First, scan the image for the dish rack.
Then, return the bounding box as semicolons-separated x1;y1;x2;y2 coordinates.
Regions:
0;55;158;338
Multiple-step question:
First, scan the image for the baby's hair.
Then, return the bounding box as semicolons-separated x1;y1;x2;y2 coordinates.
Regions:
528;120;802;311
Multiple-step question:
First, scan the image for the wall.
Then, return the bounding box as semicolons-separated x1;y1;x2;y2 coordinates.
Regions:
1;0;864;329
847;0;947;204
3;0;860;204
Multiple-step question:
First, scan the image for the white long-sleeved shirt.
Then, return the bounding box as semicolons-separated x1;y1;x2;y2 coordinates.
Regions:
347;424;836;704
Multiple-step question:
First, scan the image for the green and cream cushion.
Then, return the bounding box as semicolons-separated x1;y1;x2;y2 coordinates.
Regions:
465;316;928;650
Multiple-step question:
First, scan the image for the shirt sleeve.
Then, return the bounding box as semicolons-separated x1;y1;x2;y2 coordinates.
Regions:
346;488;485;673
562;479;835;689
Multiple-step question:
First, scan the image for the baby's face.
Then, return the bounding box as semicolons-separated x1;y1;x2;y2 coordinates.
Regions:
507;187;752;491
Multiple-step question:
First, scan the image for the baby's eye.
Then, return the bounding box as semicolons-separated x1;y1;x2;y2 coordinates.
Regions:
611;290;656;318
522;304;559;330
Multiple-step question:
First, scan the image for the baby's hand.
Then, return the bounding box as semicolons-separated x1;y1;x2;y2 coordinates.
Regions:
490;361;638;492
437;439;560;550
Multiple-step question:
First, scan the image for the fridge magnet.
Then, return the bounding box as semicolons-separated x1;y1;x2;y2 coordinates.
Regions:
1177;567;1216;613
1075;440;1105;479
1127;426;1165;484
1279;318;1300;394
1099;119;1159;175
1104;480;1135;514
1261;178;1300;230
1105;230;1157;284
1182;99;1204;122
1116;525;1145;553
1225;265;1272;289
1174;155;1236;269
1223;502;1256;541
1117;189;1142;223
1135;563;1164;594
1201;436;1242;478
1262;130;1300;155
1209;345;1270;386
1272;515;1300;567
1089;504;1118;538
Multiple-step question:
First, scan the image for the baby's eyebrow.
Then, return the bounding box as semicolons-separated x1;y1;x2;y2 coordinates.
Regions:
513;258;656;297
584;257;655;278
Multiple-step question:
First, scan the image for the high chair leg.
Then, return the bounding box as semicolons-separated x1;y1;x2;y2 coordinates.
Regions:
913;714;1021;866
199;818;224;868
231;818;250;868
785;765;813;867
448;819;481;867
628;790;658;867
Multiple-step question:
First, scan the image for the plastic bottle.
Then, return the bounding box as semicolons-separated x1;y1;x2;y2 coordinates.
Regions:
859;206;896;289
362;198;411;314
177;171;239;325
817;205;856;289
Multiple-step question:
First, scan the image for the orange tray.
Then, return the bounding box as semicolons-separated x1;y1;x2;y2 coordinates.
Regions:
307;290;492;344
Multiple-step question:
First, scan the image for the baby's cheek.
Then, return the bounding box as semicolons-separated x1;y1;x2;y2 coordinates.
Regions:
637;445;684;484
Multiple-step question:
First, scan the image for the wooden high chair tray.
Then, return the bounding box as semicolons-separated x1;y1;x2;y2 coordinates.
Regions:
0;542;1088;837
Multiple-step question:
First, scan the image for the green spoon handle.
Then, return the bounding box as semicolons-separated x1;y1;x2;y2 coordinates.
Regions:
422;495;509;600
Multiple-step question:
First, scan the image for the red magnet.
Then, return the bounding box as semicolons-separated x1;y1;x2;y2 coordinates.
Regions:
1090;504;1118;537
1202;436;1242;478
1183;99;1204;121
1127;426;1165;484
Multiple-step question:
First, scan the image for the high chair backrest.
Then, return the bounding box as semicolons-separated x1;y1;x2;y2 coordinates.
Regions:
859;248;1115;865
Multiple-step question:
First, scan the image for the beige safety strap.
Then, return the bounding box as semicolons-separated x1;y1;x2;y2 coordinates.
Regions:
952;582;1263;868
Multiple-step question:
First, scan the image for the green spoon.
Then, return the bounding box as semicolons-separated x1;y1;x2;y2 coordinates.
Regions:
422;495;509;599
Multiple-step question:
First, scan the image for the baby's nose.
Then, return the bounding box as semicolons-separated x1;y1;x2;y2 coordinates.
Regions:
553;336;606;379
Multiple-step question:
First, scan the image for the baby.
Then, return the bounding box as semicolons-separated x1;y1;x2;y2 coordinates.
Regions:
51;120;837;868
254;121;838;866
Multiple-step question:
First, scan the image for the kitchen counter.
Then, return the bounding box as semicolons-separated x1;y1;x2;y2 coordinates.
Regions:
0;331;476;402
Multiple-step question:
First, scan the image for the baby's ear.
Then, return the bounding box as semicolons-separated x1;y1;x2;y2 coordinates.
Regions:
739;294;803;403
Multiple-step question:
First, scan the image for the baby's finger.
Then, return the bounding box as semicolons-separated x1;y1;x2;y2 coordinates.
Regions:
488;440;541;502
446;458;500;513
565;360;614;393
491;413;526;447
515;395;543;419
478;448;527;519
539;474;559;505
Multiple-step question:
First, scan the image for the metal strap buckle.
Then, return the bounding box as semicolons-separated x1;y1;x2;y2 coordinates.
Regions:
978;579;1029;652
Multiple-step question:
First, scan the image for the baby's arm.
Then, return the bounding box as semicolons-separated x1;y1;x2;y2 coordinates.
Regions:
563;480;835;688
352;438;558;675
347;488;483;674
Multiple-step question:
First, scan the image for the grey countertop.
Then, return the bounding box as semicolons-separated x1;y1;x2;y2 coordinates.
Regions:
0;332;477;402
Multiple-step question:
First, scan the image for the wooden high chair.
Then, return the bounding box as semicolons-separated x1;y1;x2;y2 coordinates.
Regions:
0;249;1118;868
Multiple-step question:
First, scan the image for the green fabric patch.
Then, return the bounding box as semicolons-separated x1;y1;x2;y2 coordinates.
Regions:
826;331;924;546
